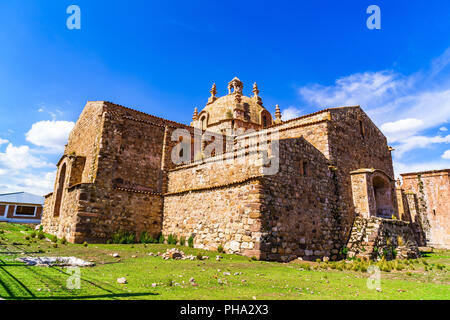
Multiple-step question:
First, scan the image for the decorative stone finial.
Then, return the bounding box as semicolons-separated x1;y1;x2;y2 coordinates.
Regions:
252;82;259;97
228;77;243;95
210;83;217;97
275;104;282;124
192;107;198;121
207;83;218;105
396;178;402;188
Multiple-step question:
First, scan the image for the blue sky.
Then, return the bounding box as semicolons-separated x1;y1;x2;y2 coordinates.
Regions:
1;1;450;195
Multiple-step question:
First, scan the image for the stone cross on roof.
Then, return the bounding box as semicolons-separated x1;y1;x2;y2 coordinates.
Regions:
228;77;243;94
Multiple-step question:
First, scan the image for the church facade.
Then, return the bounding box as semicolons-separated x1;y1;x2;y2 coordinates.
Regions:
42;77;426;261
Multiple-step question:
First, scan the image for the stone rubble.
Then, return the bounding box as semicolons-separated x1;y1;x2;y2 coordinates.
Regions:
17;256;94;267
117;277;127;284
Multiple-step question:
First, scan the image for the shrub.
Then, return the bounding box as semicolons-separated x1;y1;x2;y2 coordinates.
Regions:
391;247;397;259
386;237;392;246
339;247;349;257
397;236;405;246
61;237;67;245
37;232;45;240
393;260;404;271
50;235;57;243
188;236;194;248
30;231;36;238
83;241;88;247
52;243;58;248
111;230;136;244
158;233;165;244
39;225;43;232
381;262;391;272
196;253;203;260
301;263;310;270
167;234;178;245
140;231;155;244
217;245;224;253
179;236;186;246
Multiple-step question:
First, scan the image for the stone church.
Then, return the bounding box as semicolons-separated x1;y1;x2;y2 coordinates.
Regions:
42;77;437;261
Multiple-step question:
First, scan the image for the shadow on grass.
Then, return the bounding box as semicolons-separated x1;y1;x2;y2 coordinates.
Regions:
0;263;36;298
2;291;158;300
0;258;158;300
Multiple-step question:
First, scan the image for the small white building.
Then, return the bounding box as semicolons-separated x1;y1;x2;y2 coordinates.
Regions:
0;192;44;224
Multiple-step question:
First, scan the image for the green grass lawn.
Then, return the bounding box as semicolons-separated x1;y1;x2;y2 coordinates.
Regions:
0;222;449;300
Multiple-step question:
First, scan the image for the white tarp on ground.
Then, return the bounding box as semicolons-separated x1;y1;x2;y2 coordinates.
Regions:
16;256;94;267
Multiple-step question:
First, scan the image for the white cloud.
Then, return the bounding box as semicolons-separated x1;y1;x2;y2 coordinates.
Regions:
0;118;72;196
440;126;448;132
299;71;412;110
394;160;450;177
394;134;450;157
25;120;74;152
380;118;424;141
297;48;450;166
0;143;52;170
0;170;56;196
0;138;8;145
282;106;303;121
21;171;56;192
442;150;450;160
0;140;55;195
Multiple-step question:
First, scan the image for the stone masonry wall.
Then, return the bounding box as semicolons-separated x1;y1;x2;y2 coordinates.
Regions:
401;170;450;249
347;216;420;260
258;137;339;261
43;101;193;243
327;107;397;248
163;180;263;257
163;143;269;256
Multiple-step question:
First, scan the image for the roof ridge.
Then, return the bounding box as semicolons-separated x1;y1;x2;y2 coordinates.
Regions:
102;101;191;128
0;192;24;196
268;105;360;128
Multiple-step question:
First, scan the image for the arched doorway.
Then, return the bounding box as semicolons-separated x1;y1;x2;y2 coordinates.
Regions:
53;163;67;217
373;175;393;218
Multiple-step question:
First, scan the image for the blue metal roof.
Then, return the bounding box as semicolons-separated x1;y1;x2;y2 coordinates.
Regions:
0;192;44;205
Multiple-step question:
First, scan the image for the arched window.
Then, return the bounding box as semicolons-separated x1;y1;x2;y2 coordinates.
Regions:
300;160;308;176
359;120;365;140
262;115;268;128
201;116;207;130
53;163;67;217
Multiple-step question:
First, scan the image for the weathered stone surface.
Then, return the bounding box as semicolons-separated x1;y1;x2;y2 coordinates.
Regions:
400;170;450;249
346;216;420;260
